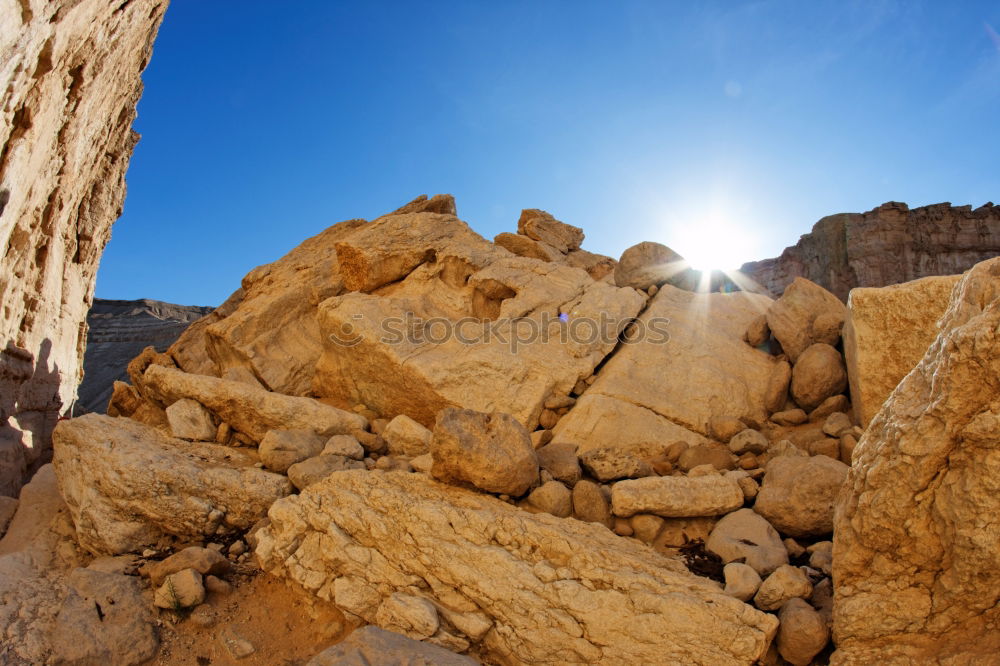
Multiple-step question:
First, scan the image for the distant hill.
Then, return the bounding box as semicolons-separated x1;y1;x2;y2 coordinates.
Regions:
76;299;214;413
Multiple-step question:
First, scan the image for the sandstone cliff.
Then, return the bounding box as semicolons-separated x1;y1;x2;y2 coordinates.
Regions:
77;298;211;414
0;0;166;496
741;201;1000;300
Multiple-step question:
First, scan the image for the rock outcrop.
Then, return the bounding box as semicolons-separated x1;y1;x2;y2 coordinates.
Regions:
78;298;212;414
842;275;960;426
741;201;1000;300
0;0;167;496
833;258;1000;664
256;470;778;665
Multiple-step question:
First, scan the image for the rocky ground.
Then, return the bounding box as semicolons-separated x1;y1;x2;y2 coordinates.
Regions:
4;193;996;664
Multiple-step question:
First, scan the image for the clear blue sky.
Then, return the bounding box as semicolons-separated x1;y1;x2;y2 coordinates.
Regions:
96;0;1000;306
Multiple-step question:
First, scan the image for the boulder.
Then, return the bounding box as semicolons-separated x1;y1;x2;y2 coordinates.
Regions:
563;249;617;281
723;562;762;602
286;455;367;491
307;625;476;665
493;232;563;262
728;429;769;455
516;209;584;253
571;480;612;526
614;242;687;290
764;359;792;413
843;275;960;427
256;470;778;664
754;565;813;611
143;365;366;441
790;344;847;411
521;481;572;517
536;441;582;485
745;314;770;347
708;416;746;443
765;278;847;362
777;598;830;666
165;398;217;441
833;258;1000;663
430;409;538;496
610;474;745;518
706;509;788;576
259;429;326;473
754;455;848;538
382;415;433;456
553;285;777;451
322;434;365;460
53;414;292;554
579;447;653;481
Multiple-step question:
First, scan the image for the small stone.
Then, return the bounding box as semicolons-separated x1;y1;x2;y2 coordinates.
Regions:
371;418;389;435
677;445;737;472
538;409;560;429
753;565;813;611
754;455;849;538
776;597;830;665
536;442;581;486
745;314;770;347
287;454;365;490
723;562;762;602
188;604;216;627
822;412;853;437
808;541;833;575
709;416;747;443
228;541;246;557
382;415;433;456
579;448;653;482
221;627;256;659
165;398;216;441
259;429;326;473
612;474;745;518
521;481;572;517
410;453;433;474
530;429;554;449
141;549;157;558
354;429;387;454
687;463;719;477
806;437;839;460
706;509;788;576
571;480;612;526
544;394;576;410
204;574;232;595
737;476;759;500
807;394;850;422
770;408;808;426
728;429;768;455
783;538;806;558
738;453;758;470
790;344;848;411
648;454;673;476
154;569;205;609
839;434;858;464
612;517;633;536
143;546;231;586
322;434;365;460
629;514;665;543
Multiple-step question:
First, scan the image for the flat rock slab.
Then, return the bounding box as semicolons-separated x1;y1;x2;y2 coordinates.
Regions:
256;470;776;665
611;474;745;518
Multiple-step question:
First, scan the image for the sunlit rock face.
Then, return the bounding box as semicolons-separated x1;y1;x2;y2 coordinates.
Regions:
741;201;1000;301
0;0;168;496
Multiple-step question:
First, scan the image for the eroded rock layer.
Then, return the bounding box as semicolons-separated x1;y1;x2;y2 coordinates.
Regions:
741;201;1000;300
0;0;167;496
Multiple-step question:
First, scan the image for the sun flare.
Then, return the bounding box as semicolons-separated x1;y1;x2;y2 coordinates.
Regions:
674;218;757;273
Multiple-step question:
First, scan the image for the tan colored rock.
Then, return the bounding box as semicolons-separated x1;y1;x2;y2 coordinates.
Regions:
536;441;581;485
709;416;747;443
728;429;768;455
764;359;792;413
614;242;689;290
754;565;813;611
259;429;326;473
382;414;433;457
790;343;847;411
493;232;563;262
516;209;584;253
723;562;762;602
822;412;853;437
563;248;617;281
755;455;848;538
611;474;744;518
706;509;788;576
771;408;807;426
430;408;538;496
579;447;653;481
833;258;1000;664
0;0;167;495
777;598;830;665
165;398;216;441
571;479;612;526
322;434;364;460
843;274;960;427
745;314;770;347
808;394;850;422
307;625;476;665
153;568;205;609
53;414;292;554
766;278;846;362
554;285;777;451
256;470;778;664
143;546;230;586
142;364;366;441
521;480;572;517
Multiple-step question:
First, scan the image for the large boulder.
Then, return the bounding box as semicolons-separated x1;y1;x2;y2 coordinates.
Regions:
614;242;688;290
53;414;292;554
516;209;585;254
256;470;778;664
843;275;960;427
553;285;777;450
833;258;1000;664
430;408;538;497
789;343;847;411
754;455;847;538
765;278;847;362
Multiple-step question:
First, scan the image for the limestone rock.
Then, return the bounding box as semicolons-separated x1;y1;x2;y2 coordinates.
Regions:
517;209;584;253
494;231;563;262
754;565;813;611
256;470;778;664
521;481;572;517
740;201;1000;301
709;416;746;443
764;359;792;413
382;414;433;457
259;429;326;473
563;248;617;281
843;274;960;427
765;278;846;362
0;0;167;494
745;314;770;347
165;398;216;441
53;414;292;554
728;429;768;456
571;479;612;526
678;445;738;472
706;509;788;576
808;541;833;576
430;408;538;496
142;364;366;441
554;285;777;451
723;562;762;602
777;598;830;666
833;258;1000;663
307;625;476;666
808;394;850;422
614;242;687;290
790;344;847;411
579;447;653;482
286;455;366;491
822;412;853;437
153;568;205;609
536;441;581;485
143;546;231;586
610;474;744;518
771;408;807;426
754;455;847;538
322;434;364;460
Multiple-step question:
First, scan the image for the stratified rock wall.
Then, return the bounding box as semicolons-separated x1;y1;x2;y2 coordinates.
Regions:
741;202;1000;300
0;0;167;495
78;299;211;414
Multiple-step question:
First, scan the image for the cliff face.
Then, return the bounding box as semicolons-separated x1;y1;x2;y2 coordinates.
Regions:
0;0;168;495
741;202;1000;301
77;299;212;414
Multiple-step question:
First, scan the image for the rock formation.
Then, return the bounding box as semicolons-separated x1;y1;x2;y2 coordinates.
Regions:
78;298;212;414
833;258;1000;663
741;201;1000;300
0;0;168;497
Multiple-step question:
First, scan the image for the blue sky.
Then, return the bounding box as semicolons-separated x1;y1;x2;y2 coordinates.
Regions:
96;0;1000;306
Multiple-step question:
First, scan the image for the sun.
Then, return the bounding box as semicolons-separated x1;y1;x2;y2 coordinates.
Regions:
673;218;756;273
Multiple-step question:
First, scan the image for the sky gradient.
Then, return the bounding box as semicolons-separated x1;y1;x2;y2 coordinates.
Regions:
96;0;1000;306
